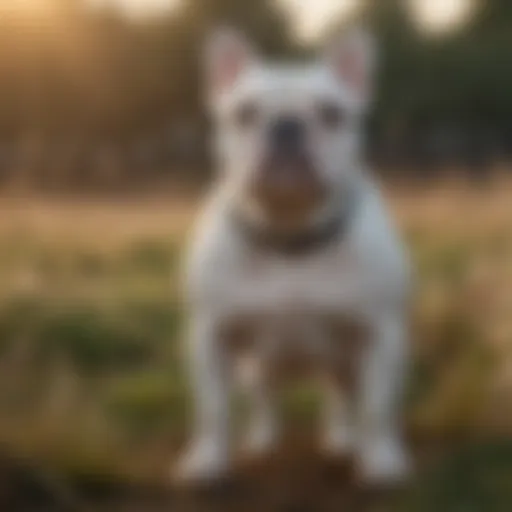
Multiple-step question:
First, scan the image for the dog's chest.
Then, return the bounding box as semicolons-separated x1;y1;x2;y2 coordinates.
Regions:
234;245;363;315
219;246;369;365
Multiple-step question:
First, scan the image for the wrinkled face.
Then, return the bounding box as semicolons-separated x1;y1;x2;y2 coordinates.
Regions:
206;28;376;225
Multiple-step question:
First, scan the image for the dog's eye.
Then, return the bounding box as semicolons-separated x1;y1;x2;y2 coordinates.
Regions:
233;102;260;129
316;102;345;130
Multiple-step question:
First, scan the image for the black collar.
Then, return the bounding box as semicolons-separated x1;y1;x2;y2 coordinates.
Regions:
230;194;358;258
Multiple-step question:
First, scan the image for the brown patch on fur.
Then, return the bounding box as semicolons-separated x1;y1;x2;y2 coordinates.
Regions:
219;314;370;392
219;317;259;356
248;174;326;228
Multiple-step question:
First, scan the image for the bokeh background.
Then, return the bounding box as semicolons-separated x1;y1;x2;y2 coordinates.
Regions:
0;0;511;510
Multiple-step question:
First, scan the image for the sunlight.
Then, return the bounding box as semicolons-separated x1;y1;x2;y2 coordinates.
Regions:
4;0;476;37
280;0;475;41
280;0;360;42
0;0;59;17
409;0;476;33
89;0;181;18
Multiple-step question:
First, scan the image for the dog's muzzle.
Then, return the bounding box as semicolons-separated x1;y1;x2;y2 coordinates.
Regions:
249;117;325;219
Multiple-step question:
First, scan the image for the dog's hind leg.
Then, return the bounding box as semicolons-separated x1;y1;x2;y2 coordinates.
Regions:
238;354;281;457
321;379;356;457
320;318;365;458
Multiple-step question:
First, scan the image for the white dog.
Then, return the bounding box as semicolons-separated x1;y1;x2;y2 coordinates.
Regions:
175;27;412;486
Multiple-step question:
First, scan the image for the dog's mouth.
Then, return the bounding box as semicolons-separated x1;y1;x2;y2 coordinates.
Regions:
248;155;326;224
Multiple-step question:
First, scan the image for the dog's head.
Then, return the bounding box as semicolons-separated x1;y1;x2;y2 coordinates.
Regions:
205;27;376;227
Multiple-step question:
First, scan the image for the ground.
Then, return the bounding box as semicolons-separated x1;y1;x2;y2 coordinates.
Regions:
0;180;511;510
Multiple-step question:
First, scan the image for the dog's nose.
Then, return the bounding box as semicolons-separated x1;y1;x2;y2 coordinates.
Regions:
269;117;305;154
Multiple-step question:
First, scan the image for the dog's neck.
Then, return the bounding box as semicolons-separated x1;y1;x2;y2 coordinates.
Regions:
226;177;363;257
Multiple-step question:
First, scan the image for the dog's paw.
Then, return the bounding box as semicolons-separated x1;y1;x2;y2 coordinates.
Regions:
357;437;411;487
172;439;230;486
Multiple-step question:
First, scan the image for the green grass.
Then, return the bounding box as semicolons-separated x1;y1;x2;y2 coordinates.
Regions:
403;441;512;511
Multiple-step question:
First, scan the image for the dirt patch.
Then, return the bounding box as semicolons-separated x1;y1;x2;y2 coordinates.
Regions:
81;437;446;512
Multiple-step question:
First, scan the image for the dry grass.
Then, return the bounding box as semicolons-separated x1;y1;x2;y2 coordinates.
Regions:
0;195;197;248
1;179;511;240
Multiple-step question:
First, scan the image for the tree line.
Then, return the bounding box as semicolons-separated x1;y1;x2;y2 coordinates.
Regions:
0;0;510;188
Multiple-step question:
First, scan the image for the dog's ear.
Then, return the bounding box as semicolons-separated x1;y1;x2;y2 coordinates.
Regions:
204;27;256;99
324;27;376;107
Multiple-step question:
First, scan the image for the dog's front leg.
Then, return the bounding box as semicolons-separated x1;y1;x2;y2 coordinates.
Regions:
174;313;232;484
357;311;411;485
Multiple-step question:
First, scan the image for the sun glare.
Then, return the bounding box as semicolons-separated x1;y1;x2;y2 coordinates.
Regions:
89;0;181;18
409;0;475;33
280;0;360;42
281;0;474;42
0;0;476;38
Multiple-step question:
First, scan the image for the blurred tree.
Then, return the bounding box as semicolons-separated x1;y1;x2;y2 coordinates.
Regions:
0;0;510;187
352;0;512;173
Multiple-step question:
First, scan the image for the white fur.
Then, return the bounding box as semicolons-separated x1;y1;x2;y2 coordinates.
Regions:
173;28;412;486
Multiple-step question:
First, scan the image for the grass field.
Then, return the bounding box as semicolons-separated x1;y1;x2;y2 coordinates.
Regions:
0;182;512;510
